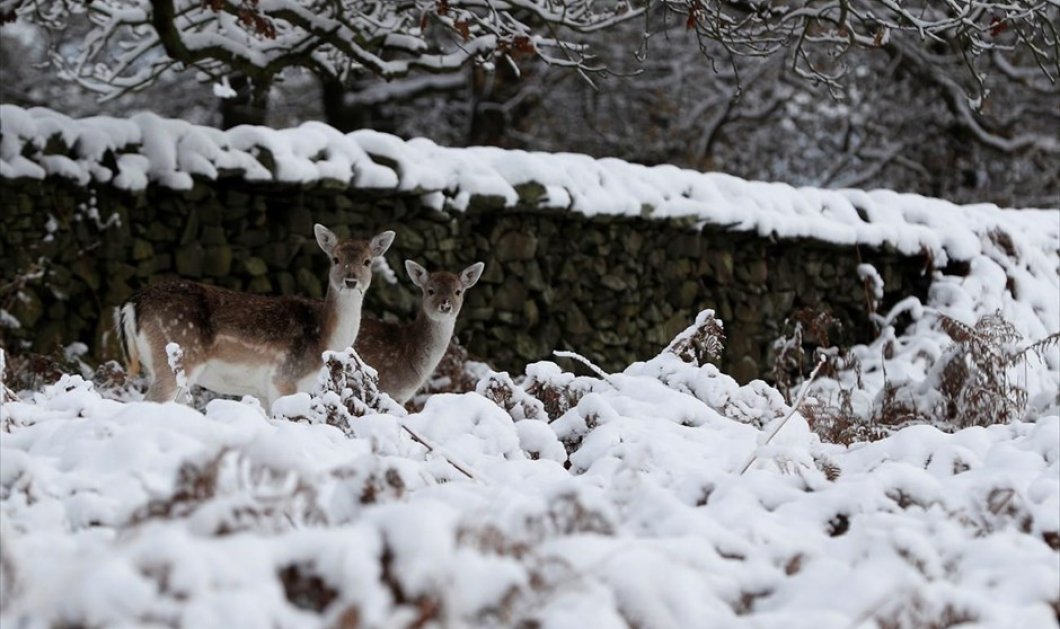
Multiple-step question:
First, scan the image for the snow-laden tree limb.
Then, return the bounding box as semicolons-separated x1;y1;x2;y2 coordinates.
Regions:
2;0;1056;101
2;0;643;100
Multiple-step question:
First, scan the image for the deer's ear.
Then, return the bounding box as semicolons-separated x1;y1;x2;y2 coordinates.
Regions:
370;230;396;257
405;260;429;288
314;224;338;256
460;262;485;288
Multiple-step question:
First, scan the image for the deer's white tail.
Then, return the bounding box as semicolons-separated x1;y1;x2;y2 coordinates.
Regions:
116;303;141;377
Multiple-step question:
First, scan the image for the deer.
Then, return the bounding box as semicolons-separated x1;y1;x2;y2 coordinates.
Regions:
356;260;485;404
116;225;395;406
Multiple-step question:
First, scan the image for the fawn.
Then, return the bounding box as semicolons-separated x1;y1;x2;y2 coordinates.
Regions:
356;260;485;403
117;225;395;406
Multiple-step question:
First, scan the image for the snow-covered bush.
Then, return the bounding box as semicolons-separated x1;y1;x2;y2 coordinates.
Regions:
2;306;1059;627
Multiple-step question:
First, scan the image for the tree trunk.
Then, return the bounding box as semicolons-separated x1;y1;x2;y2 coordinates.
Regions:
467;62;536;147
322;78;357;132
220;75;269;129
321;77;400;133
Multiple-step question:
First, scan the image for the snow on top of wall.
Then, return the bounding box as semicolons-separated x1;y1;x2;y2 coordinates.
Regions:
3;105;1056;267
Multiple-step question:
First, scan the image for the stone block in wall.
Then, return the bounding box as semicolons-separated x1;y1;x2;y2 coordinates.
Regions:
600;273;627;291
740;259;768;285
71;257;99;290
564;304;592;336
204;246;232;277
146;222;176;242
240;229;270;248
495;231;538;261
524;299;540;327
10;287;43;328
708;249;734;284
672;233;700;257
201;225;227;246
627;230;645;256
395;225;426;251
276;272;296;296
287;206;314;236
242;256;269;277
104;278;133;306
175;244;205;277
132;239;153;261
296;267;323;299
249;276;272;293
180;209;201;245
261;243;292;269
493;278;528;312
466;194;509;213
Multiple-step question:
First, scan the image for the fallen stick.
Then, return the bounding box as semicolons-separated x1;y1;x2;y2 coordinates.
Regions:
739;355;827;475
399;422;484;483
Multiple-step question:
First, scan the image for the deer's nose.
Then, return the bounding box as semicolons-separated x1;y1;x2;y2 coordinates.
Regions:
344;278;359;289
439;301;452;313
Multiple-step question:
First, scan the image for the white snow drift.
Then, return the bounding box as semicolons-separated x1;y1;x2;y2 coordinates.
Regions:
2;336;1058;628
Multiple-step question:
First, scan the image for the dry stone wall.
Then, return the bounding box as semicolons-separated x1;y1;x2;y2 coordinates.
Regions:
0;176;932;382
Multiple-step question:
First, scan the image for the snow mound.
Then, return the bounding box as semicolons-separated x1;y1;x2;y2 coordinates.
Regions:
2;336;1058;627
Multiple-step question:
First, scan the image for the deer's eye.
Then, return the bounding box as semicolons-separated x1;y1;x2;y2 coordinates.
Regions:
428;289;435;296
363;259;371;267
455;289;462;296
332;257;339;264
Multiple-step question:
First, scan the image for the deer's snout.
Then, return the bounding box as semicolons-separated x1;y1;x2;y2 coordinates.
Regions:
439;300;453;314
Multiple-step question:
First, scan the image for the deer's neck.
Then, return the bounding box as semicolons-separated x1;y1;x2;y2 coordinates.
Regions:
410;310;455;375
321;288;364;352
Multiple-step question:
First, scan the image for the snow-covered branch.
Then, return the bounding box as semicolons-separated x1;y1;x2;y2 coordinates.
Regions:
4;0;643;99
4;0;1056;101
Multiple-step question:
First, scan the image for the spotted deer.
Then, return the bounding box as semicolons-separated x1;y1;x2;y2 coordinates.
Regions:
356;260;485;404
117;225;395;406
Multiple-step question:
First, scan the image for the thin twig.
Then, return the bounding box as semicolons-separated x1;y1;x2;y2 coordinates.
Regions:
739;355;828;475
553;350;613;382
0;348;15;406
399;422;483;482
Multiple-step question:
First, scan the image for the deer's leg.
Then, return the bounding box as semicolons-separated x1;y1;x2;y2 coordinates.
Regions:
267;376;297;410
143;340;187;403
144;371;179;403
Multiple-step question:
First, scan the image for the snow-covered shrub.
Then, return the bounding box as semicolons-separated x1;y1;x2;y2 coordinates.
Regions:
664;308;725;366
771;307;844;402
298;349;405;436
476;370;548;422
930;311;1060;428
522;361;600;422
2;306;1059;627
780;304;1060;441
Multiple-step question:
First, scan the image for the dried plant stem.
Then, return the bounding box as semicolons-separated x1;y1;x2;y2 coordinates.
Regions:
399;422;483;483
1;348;16;405
553;350;614;383
740;356;827;475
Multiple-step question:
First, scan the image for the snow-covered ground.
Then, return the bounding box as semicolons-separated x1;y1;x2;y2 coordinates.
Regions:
2;321;1059;628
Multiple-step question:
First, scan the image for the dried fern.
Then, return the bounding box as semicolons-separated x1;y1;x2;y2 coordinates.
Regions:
933;310;1056;428
311;349;403;435
1017;332;1060;362
666;309;726;367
